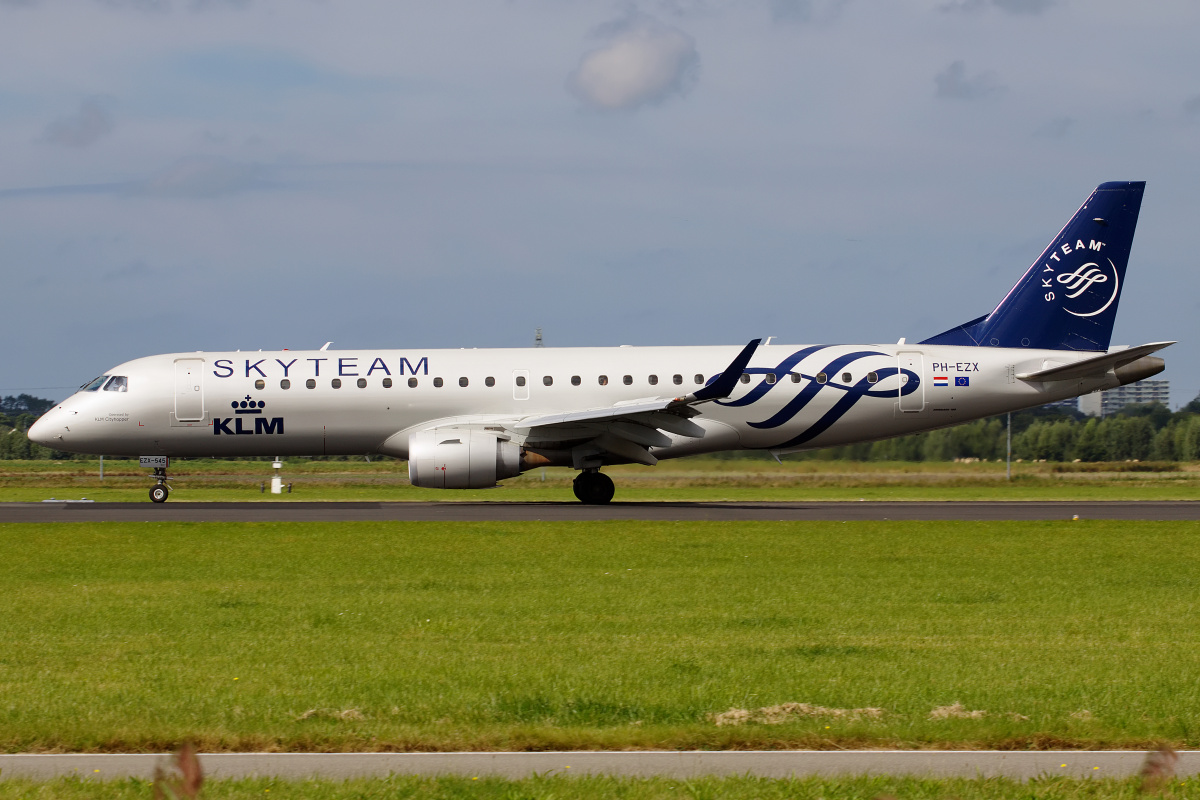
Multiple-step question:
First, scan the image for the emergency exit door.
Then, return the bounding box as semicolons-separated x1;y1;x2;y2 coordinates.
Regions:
175;359;205;421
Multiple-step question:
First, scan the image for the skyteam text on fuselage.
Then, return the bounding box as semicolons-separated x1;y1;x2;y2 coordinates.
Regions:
29;182;1173;503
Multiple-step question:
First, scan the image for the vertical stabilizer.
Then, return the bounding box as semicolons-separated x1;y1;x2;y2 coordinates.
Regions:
921;182;1144;351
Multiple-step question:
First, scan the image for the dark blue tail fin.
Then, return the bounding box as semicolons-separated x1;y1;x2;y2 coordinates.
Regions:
921;181;1145;351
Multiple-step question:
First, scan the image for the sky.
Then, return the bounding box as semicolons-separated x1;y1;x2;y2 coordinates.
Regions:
1;0;1198;406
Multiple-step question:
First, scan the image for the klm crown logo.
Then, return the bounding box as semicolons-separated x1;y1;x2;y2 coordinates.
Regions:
233;396;267;414
215;395;283;436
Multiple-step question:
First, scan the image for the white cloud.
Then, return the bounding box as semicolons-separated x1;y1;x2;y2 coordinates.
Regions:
566;15;699;112
934;60;1003;100
39;99;114;147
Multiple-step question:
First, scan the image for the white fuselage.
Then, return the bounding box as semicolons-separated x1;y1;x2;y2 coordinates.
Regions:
32;343;1119;462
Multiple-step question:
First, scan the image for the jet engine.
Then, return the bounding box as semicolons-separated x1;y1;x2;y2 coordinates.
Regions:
407;429;521;489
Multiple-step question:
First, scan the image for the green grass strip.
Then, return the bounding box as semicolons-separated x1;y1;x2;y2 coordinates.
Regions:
1;520;1199;751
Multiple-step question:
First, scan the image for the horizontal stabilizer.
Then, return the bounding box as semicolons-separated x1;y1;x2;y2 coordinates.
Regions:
1016;341;1175;382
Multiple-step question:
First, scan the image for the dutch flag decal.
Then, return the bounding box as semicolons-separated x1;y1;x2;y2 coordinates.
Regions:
934;376;949;387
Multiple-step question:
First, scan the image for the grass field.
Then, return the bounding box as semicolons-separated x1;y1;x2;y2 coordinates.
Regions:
1;519;1199;753
1;775;1197;799
1;457;1197;502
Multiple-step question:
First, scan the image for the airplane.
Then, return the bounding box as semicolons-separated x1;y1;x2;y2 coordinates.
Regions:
29;181;1172;504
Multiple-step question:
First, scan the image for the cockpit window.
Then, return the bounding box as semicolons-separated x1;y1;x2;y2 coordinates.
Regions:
82;375;109;392
103;376;128;392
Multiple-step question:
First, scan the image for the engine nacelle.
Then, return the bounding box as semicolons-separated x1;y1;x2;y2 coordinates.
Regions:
407;429;521;489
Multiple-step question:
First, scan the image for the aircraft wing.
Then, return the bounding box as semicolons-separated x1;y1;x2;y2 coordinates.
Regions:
512;339;761;466
1015;341;1175;382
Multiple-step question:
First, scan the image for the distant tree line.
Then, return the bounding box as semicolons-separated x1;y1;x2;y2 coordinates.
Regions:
4;393;1200;463
0;395;68;459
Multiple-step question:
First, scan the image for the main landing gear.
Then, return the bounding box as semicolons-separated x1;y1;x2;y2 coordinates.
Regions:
149;466;170;503
573;469;615;505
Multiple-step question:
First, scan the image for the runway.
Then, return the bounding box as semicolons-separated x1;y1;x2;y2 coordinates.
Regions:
1;500;1198;523
0;750;1194;781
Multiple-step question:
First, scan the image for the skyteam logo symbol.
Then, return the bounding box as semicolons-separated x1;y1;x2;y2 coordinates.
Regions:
1056;259;1120;318
214;396;284;436
1039;237;1120;320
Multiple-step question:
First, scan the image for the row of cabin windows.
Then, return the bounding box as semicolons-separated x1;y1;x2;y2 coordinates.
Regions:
254;370;881;391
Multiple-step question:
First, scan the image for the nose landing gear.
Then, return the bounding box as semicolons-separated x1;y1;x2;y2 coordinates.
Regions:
573;469;615;505
140;457;173;503
149;467;171;503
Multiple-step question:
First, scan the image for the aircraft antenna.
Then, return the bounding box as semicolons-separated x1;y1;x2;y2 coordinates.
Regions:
534;328;543;347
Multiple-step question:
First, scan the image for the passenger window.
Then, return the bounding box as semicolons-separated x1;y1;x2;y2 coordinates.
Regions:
571;376;581;386
648;375;658;385
598;375;608;386
254;379;265;390
280;379;291;390
739;374;750;384
673;374;683;385
841;372;852;383
485;377;496;387
104;376;128;392
623;375;632;385
867;371;878;384
332;378;342;389
543;376;553;386
357;378;367;388
459;377;469;387
82;375;108;392
408;378;418;388
815;372;827;384
306;379;316;389
694;374;704;385
791;373;802;383
765;373;776;384
383;377;393;388
515;376;526;387
434;377;444;388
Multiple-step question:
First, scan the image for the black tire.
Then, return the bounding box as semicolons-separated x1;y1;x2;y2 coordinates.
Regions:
149;485;169;503
573;471;615;504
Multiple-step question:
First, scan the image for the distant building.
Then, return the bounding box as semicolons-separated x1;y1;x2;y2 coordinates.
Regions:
1041;397;1082;413
1078;379;1170;417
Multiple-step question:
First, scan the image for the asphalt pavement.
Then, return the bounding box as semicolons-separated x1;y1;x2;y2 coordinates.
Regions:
0;750;1194;781
1;500;1198;522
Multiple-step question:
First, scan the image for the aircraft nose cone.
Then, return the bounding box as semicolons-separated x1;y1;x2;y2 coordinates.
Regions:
27;410;61;447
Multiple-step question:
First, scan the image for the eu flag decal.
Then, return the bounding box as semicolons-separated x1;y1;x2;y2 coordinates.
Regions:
955;376;970;387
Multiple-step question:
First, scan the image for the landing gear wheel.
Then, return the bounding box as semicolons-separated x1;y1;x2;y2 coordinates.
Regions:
573;470;615;505
149;485;169;503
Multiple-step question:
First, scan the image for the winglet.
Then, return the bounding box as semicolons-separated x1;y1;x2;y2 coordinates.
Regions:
686;338;761;403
